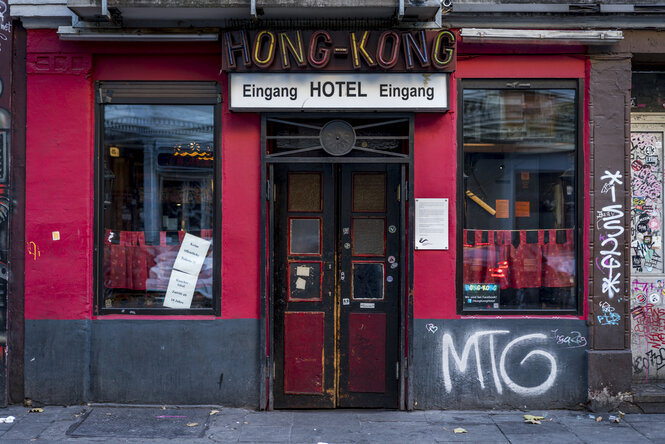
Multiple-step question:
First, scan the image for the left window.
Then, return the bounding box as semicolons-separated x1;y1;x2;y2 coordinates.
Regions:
96;82;220;314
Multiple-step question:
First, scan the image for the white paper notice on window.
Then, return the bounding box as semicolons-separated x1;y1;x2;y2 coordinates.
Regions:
172;233;211;276
163;270;198;309
415;198;449;250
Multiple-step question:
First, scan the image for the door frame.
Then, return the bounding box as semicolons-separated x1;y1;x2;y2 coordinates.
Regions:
259;113;414;410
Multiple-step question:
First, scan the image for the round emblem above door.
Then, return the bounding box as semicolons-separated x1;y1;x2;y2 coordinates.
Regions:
320;120;356;156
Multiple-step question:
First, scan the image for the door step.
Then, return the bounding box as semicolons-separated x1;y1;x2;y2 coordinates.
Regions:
632;382;665;413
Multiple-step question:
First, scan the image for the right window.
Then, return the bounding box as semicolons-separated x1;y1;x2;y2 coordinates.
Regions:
461;80;579;312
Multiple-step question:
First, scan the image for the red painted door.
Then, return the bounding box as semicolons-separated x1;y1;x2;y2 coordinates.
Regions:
273;163;400;409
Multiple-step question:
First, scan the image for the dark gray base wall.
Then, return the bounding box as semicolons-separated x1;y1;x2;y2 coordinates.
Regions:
411;319;588;409
25;319;260;407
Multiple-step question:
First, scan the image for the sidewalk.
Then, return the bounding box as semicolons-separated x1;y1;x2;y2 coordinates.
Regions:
0;405;661;443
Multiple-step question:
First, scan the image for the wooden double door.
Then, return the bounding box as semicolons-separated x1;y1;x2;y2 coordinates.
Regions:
273;163;402;409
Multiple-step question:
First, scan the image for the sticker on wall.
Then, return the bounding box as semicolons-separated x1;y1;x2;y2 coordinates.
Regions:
390;262;398;269
649;293;661;305
52;231;60;241
344;242;351;250
386;276;393;283
388;225;397;234
295;278;307;290
296;266;310;277
343;227;350;235
388;256;396;263
636;293;647;305
343;298;350;305
632;306;646;320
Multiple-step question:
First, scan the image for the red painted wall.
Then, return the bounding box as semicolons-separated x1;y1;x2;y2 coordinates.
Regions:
24;30;261;320
24;30;588;322
413;55;589;320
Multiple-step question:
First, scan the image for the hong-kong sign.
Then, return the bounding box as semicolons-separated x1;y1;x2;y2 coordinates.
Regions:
222;30;456;72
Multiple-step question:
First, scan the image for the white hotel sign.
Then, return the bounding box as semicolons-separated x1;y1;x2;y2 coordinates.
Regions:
229;73;448;112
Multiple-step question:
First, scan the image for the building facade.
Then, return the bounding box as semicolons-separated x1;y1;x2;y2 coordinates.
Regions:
4;0;665;410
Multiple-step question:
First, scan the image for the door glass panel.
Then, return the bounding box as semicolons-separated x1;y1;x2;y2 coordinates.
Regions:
288;173;322;212
288;262;322;301
353;173;386;212
290;218;321;255
352;262;385;300
352;218;385;256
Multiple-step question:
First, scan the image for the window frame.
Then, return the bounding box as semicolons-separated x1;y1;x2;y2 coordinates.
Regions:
93;81;222;316
456;78;584;316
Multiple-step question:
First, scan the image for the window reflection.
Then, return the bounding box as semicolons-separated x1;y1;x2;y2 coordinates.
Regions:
102;104;215;309
462;86;577;311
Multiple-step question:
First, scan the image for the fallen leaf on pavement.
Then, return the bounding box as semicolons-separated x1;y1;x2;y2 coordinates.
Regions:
524;419;541;424
28;408;43;413
524;415;545;421
596;416;602;422
186;422;199;427
210;409;220;415
453;428;467;434
618;411;625;419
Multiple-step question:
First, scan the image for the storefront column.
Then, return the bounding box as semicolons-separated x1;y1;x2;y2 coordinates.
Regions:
588;54;633;410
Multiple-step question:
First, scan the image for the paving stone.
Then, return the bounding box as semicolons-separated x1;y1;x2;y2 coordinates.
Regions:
624;421;665;440
568;424;653;443
624;413;665;422
356;410;428;422
291;410;361;426
494;418;572;434
242;411;294;426
237;425;291;442
68;407;209;439
37;418;80;439
207;428;241;442
502;432;583;444
425;410;497;425
290;424;366;442
0;421;52;440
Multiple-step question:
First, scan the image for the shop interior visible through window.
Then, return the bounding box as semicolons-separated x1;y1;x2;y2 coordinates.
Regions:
461;80;579;312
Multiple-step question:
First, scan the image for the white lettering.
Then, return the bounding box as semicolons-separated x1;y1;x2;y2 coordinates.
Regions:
441;330;558;396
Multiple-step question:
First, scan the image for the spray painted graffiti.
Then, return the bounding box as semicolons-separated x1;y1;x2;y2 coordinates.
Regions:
597;301;621;326
630;277;665;379
631;133;663;273
441;330;558;396
0;0;10;52
550;329;587;348
597;170;624;299
634;346;665;374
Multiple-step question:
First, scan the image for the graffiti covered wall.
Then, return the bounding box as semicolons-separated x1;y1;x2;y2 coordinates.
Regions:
411;319;588;409
631;128;665;381
631;133;663;274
